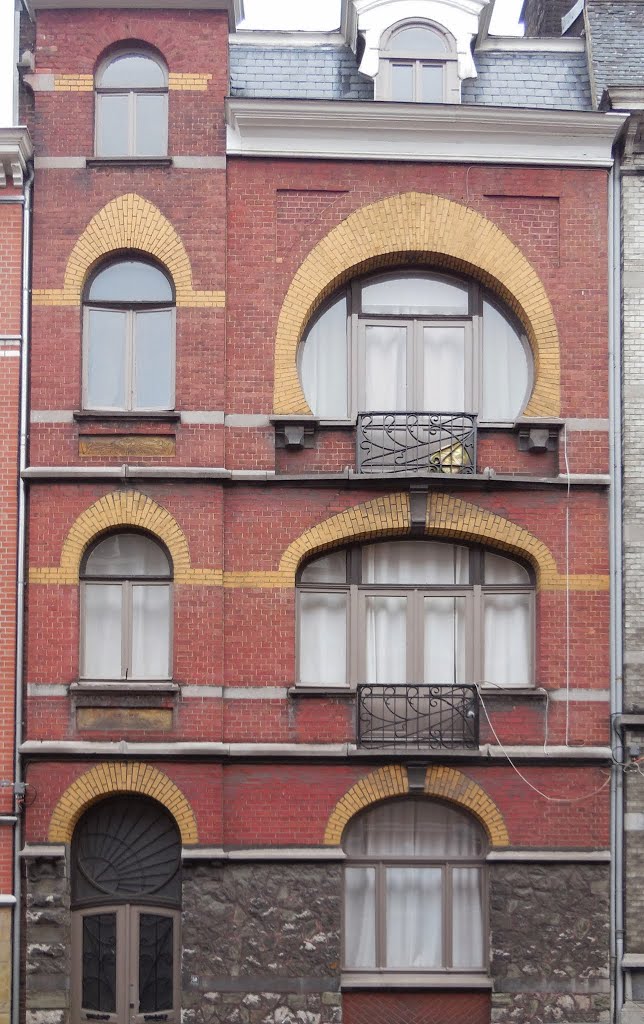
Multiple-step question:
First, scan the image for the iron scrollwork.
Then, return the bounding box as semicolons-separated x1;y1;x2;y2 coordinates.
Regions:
356;411;477;475
357;683;479;749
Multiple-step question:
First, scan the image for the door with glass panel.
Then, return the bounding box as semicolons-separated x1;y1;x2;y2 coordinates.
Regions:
71;797;182;1024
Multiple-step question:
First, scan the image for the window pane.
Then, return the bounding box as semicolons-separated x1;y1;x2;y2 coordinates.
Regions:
423;325;466;411
363;324;407;408
133;310;173;410
361;274;469;315
483;592;531;686
299;294;348;418
386;867;442;968
452;867;485;968
82;913;117;1013
389;25;449;53
363;540;468;585
365;595;407;684
424;596;465;684
85;534;170;577
390;62;414;101
131;585;171;679
484;551;530;585
344;800;485;857
420;63;444;102
100;54;166;89
135;93;168;156
298;592;347;686
344;867;376;967
139;914;174;1012
96;93;129;156
300;551;347;584
86;309;127;410
481;299;528;421
89;261;173;303
83;584;123;679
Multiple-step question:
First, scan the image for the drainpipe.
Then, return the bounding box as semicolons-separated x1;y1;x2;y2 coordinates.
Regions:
12;159;33;1024
608;160;624;1024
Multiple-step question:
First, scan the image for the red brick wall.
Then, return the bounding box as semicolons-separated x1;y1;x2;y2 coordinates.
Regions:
343;990;491;1024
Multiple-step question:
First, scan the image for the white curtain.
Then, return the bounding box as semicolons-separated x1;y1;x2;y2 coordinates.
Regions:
424;596;465;684
362;541;468;585
365;595;406;684
361;275;468;316
423;326;466;411
452;867;484;968
344;868;376;967
131;584;171;679
298;592;347;686
299;295;348;418
483;592;531;686
386;866;443;968
484;550;530;584
481;299;528;421
363;325;407;409
83;583;123;679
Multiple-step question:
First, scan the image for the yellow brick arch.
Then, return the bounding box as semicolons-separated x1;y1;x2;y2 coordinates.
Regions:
273;190;560;417
323;765;510;847
48;762;198;844
32;193;224;309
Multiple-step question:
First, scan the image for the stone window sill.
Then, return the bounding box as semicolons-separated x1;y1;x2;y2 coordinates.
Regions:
70;681;178;695
86;157;173;168
341;971;492;989
73;410;181;423
288;686;355;698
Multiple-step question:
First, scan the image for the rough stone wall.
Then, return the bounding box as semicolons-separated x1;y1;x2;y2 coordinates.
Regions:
181;862;342;1024
24;857;70;1024
489;863;610;1023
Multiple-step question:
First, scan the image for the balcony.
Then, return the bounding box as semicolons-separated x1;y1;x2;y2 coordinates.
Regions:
356;412;477;475
356;684;479;750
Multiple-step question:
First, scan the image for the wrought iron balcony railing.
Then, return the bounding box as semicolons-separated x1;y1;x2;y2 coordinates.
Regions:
356;412;477;475
356;684;479;750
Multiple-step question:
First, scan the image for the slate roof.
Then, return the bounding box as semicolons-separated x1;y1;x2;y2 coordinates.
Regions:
230;43;592;111
586;1;644;101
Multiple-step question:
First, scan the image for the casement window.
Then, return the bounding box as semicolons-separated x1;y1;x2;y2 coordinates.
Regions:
83;259;175;413
343;799;487;973
71;796;181;1024
80;532;172;682
95;51;168;158
297;540;534;689
376;21;460;103
298;271;531;422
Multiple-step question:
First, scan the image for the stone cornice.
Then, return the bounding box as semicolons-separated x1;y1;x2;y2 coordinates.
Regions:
226;99;627;168
0;127;33;187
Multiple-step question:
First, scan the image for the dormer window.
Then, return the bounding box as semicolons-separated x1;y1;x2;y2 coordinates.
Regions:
377;20;460;103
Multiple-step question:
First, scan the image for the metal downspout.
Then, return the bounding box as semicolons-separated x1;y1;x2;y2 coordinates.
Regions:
12;160;33;1024
608;160;624;1024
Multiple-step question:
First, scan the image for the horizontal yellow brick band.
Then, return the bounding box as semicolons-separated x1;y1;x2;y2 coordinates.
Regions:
169;72;212;91
54;74;93;91
273;191;560;418
32;193;224;309
323;765;510;847
48;762;198;844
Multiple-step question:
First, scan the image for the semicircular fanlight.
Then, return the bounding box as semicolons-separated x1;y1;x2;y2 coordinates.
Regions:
72;796;181;906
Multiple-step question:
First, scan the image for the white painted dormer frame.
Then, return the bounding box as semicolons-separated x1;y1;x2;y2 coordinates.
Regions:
348;0;490;84
376;18;460;102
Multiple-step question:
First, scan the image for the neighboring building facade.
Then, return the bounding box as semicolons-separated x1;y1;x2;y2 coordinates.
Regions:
17;2;623;1024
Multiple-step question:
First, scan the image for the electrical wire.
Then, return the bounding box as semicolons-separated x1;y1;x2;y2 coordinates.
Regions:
563;422;571;746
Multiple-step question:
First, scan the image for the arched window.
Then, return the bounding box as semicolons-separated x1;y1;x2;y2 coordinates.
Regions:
95;50;168;158
83;258;175;412
343;799;487;972
297;540;533;689
71;795;181;1024
298;270;531;423
377;21;460;103
80;532;172;681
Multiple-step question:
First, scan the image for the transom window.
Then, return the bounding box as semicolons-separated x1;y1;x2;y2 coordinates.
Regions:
80;532;172;681
298;271;531;422
343;799;487;972
95;50;168;158
71;796;181;1024
377;20;460;103
297;540;533;689
83;258;175;412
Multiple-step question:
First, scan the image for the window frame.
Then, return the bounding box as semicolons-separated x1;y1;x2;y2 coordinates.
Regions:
94;50;169;159
82;258;176;414
376;20;460;104
296;541;535;691
79;531;174;683
341;799;489;975
300;269;533;424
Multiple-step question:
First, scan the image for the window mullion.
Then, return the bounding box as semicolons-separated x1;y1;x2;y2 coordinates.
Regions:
444;865;452;969
123;581;132;679
377;864;386;968
471;586;481;683
127;311;135;411
129;90;136;156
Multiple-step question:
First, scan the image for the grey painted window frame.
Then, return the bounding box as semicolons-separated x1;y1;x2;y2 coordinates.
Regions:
376;20;461;104
95;51;169;158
